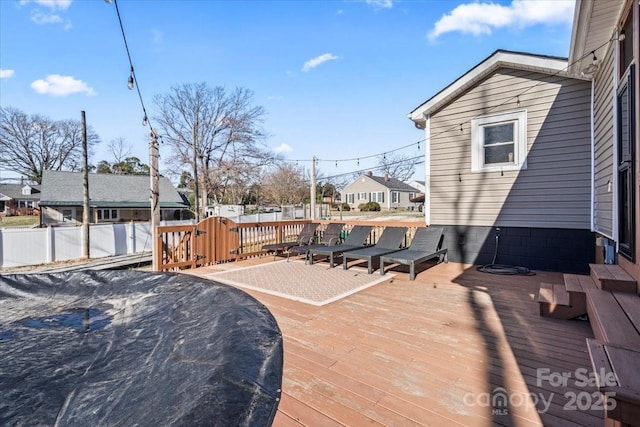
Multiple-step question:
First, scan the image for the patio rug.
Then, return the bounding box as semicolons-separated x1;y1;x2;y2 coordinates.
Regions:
205;260;394;306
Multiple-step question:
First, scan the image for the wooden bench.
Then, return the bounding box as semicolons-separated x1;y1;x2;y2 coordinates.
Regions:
585;288;640;427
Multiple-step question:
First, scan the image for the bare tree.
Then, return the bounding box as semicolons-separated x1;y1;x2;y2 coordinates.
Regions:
153;83;276;214
107;137;132;164
261;164;308;206
0;107;99;183
376;152;419;182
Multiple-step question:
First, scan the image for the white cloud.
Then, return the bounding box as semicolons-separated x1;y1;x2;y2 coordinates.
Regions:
0;69;16;79
274;143;293;153
302;53;340;72
30;74;95;97
20;0;72;28
19;0;72;11
365;0;393;9
429;0;575;40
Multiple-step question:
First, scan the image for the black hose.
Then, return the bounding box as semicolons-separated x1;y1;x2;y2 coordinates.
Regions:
476;233;535;276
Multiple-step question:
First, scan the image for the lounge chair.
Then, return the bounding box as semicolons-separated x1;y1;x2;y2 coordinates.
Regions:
308;225;373;268
379;227;447;280
342;226;408;274
261;222;319;259
288;222;345;261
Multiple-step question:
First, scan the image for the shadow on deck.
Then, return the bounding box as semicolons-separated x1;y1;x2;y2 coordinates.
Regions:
187;258;600;427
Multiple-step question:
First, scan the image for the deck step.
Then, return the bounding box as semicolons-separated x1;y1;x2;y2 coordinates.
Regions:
590;264;638;294
563;273;598;293
538;282;586;319
585;289;640;347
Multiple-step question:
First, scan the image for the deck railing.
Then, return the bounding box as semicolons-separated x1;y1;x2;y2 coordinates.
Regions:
155;217;423;271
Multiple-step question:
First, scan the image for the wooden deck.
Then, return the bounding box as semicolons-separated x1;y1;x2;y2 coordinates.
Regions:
187;259;602;427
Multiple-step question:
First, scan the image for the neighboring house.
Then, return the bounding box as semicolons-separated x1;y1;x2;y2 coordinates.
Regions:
407;180;426;194
568;0;638;281
0;182;40;216
39;170;189;226
341;172;421;211
409;50;594;273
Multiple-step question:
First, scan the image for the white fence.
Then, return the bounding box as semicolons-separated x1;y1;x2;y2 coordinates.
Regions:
0;222;157;269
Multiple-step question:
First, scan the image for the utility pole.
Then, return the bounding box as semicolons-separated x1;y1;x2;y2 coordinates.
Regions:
150;129;160;270
192;122;200;222
81;111;90;259
310;156;316;220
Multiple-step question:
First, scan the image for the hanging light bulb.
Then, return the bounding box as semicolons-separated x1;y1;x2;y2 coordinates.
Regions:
357;158;360;166
460;124;463;132
417;141;420;151
335;160;337;168
127;67;134;90
142;115;148;126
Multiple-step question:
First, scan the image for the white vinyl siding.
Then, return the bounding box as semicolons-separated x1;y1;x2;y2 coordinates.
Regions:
429;69;592;228
592;44;615;238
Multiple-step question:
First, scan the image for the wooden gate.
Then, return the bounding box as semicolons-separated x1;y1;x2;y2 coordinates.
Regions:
156;216;239;271
195;216;239;267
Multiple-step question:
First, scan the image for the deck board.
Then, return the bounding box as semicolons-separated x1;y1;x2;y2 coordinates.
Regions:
188;260;602;426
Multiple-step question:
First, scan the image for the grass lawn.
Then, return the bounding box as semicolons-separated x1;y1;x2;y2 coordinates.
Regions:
0;216;40;228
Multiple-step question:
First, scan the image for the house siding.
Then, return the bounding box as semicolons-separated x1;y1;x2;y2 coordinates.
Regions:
592;42;616;238
429;68;592;229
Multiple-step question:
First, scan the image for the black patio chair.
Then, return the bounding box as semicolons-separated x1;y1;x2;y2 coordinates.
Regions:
288;222;345;262
261;222;319;259
342;226;408;274
308;225;373;268
379;226;447;280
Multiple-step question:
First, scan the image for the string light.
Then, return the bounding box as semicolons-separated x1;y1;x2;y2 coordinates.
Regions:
516;95;520;107
127;67;134;90
142;115;148;126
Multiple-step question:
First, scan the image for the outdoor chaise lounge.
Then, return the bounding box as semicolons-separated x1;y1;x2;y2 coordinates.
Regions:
342;226;408;274
307;225;373;268
261;222;319;259
288;222;345;261
379;226;447;280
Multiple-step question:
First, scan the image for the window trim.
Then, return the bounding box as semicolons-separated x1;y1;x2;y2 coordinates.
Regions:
391;191;400;204
471;110;527;172
346;193;354;204
358;192;367;200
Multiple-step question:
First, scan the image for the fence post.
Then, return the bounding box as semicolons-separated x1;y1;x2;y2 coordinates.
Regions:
46;225;54;263
129;221;136;254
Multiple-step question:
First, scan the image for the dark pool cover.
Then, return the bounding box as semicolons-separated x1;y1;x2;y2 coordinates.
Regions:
0;270;283;426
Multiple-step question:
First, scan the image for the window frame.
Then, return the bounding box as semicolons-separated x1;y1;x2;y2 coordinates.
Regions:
358;192;367;200
370;191;384;203
346;193;354;204
97;208;119;221
391;191;400;204
471;110;527;172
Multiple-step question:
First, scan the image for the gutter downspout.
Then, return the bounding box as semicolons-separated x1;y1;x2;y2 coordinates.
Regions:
424;114;431;226
590;78;595;232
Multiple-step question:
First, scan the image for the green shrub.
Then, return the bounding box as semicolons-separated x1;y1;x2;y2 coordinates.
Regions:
341;203;351;211
360;202;380;212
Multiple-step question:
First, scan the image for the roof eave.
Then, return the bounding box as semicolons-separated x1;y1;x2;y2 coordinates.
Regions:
408;51;575;121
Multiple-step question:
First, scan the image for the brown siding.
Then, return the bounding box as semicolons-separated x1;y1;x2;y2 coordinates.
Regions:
429;69;592;229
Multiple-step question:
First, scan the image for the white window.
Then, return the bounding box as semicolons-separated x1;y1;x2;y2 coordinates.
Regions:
97;209;119;221
358;192;367;200
18;200;34;209
471;110;527;172
370;192;384;203
391;191;400;203
62;209;73;222
346;193;354;204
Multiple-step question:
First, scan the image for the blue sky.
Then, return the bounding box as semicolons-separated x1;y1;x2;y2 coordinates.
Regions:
0;0;575;183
